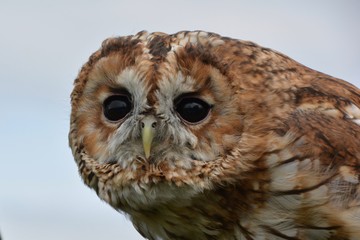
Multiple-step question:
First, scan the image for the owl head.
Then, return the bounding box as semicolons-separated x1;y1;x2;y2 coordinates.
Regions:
69;31;295;209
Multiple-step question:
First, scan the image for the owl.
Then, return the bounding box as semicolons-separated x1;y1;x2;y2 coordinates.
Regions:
69;31;360;240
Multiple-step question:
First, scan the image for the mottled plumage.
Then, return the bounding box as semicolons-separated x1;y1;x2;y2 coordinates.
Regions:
69;31;360;239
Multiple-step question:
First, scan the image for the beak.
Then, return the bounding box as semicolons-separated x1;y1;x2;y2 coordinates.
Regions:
141;116;157;159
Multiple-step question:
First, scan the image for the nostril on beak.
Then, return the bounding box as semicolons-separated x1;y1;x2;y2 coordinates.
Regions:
140;116;157;129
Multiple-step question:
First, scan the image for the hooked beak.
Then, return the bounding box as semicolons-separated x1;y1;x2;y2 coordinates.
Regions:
141;116;157;159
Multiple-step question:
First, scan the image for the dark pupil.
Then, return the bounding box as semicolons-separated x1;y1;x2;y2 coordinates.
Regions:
103;95;132;121
176;97;211;123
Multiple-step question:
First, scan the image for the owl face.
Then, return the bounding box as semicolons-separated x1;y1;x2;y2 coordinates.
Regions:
73;32;243;174
69;32;259;213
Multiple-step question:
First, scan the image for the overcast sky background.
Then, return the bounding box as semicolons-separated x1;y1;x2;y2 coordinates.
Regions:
0;1;359;240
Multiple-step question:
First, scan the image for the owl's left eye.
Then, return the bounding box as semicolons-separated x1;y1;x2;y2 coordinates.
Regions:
175;97;212;124
103;95;132;121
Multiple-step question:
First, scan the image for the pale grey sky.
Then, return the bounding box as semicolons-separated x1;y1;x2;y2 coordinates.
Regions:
0;1;359;240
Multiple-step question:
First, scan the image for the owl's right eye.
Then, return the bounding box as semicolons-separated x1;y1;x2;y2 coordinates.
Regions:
103;95;132;121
